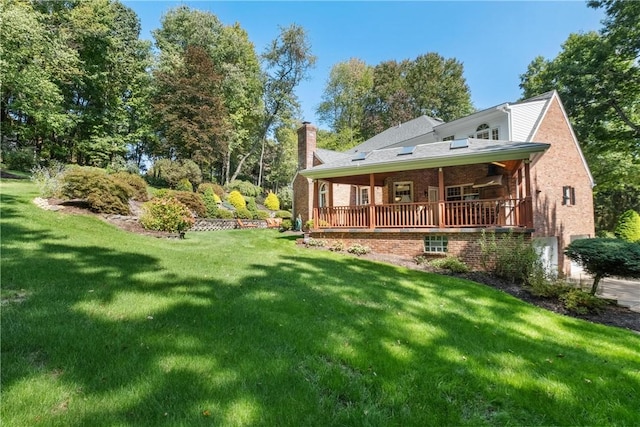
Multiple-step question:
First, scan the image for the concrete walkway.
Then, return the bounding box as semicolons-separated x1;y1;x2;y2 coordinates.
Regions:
597;278;640;313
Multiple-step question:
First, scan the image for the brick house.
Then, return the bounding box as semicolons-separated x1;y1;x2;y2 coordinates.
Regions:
293;91;595;277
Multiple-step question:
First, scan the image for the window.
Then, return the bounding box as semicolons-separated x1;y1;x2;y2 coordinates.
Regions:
319;182;328;208
562;186;576;206
442;135;455;141
424;235;448;254
393;181;413;203
446;184;479;201
474;123;499;140
358;187;370;205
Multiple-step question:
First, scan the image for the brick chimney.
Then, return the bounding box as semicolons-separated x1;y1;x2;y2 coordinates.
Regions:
297;121;317;170
293;122;317;225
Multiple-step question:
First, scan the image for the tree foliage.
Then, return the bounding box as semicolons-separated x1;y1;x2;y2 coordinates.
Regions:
519;0;640;231
565;238;640;295
614;210;640;243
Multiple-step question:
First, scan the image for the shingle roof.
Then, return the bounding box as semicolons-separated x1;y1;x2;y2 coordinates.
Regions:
314;148;350;164
302;138;550;179
346;115;443;154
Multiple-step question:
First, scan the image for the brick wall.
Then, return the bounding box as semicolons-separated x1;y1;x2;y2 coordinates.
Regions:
529;96;595;275
311;230;531;270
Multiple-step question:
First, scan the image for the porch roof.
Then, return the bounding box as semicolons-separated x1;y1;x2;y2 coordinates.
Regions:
300;138;550;180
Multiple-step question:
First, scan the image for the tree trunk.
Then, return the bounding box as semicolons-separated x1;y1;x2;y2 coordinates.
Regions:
257;137;266;187
590;274;603;296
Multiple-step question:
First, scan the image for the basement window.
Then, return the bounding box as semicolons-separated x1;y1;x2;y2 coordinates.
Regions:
424;235;448;254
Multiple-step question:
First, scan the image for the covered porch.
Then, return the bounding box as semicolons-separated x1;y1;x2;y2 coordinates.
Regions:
308;157;536;231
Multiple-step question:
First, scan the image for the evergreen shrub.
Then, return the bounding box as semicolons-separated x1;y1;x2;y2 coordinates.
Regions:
197;183;225;198
175;178;193;192
255;210;271;220
226;179;261;197
227;190;246;210
140;197;194;232
201;189;218;218
62;167;132;215
264;192;280;211
429;257;470;273
111;172;149;201
167;191;206;217
216;209;235;219
275;210;292;219
235;207;252;219
277;187;292;210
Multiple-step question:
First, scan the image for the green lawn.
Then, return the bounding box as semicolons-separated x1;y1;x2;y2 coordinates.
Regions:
1;179;639;426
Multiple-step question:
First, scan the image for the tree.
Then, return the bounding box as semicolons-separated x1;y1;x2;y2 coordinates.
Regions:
361;55;474;141
152;45;229;169
0;0;78;161
565;238;640;295
232;24;316;186
316;58;373;148
520;0;640;232
152;7;262;184
615;210;640;243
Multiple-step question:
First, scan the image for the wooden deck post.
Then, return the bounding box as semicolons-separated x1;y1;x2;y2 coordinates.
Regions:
438;167;445;228
369;173;376;229
524;160;533;228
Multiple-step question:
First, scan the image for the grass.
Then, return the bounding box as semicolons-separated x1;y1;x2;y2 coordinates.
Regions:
1;178;639;426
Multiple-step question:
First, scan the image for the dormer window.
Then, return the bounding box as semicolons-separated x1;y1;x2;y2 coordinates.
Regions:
474;123;499;140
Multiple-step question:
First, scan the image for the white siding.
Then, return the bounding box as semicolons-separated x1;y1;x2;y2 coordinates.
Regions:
509;100;547;141
436;115;509;142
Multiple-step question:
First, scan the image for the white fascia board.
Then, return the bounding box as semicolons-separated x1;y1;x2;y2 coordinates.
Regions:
434;103;509;134
300;144;550;180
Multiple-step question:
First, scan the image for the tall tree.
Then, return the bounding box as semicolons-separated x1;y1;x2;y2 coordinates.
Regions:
316;58;373;148
153;6;262;183
0;0;78;160
232;24;316;186
152;46;228;169
360;54;474;141
520;0;640;231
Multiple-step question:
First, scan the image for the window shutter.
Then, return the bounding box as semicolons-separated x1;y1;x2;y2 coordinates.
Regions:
570;187;576;205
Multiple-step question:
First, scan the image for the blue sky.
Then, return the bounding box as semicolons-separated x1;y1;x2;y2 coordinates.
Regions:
123;1;605;128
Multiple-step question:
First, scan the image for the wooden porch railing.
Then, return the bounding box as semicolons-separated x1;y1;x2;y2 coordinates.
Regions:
314;198;532;229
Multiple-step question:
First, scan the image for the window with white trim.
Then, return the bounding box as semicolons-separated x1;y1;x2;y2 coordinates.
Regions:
393;181;413;203
446;183;479;201
319;182;328;208
562;186;576;206
474;123;499;140
358;187;370;205
424;235;448;253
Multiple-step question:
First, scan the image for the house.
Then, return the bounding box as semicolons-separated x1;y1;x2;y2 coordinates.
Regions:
293;91;595;277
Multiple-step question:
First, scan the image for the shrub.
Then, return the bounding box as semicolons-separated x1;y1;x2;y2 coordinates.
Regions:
264;192;280;211
146;159;202;188
140;197;194;232
280;219;292;231
565;238;640;295
255;210;271;220
614;210;640;243
246;196;258;214
61;167;132;215
414;255;427;265
235;207;252;219
227;190;246;210
226;179;262;197
306;238;326;247
479;230;542;285
429;257;470;273
275;210;292;219
560;288;608;314
175;178;193;192
197;183;224;198
347;244;371;256
329;241;345;252
168;191;206;217
3;147;35;172
215;209;235;219
277;187;293;210
529;279;571;299
111;172;149;201
30;161;66;197
201;189;218;218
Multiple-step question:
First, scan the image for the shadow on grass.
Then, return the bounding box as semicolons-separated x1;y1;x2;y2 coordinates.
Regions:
2;191;639;425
